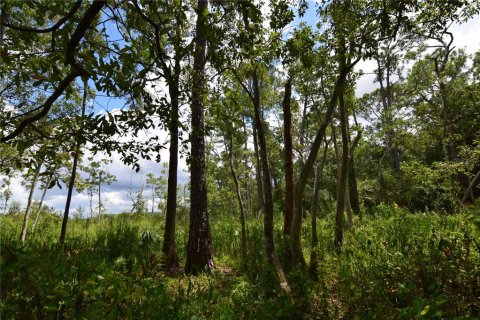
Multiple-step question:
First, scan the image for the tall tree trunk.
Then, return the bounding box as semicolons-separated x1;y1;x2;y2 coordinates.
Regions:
252;68;292;299
253;122;264;213
31;176;52;233
185;0;215;274
334;86;349;252
98;179;101;217
228;138;247;261
0;7;6;57
310;138;329;279
163;82;180;271
19;164;41;242
242;118;253;215
60;78;88;243
282;78;294;236
290;68;348;266
346;120;361;216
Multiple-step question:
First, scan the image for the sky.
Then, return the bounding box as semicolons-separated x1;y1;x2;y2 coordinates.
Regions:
3;1;480;215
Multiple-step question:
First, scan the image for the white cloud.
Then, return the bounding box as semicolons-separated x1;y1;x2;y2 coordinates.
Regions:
450;15;480;54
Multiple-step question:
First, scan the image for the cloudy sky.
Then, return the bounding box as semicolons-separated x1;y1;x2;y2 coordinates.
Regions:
3;1;480;215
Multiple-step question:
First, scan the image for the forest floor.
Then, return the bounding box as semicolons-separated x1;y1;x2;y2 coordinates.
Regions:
1;205;480;319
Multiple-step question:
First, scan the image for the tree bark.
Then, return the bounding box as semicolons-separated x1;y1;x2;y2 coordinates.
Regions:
346;120;361;216
19;164;41;242
163;81;180;271
252;67;292;299
348;160;360;216
0;6;7;58
252;122;264;214
282;78;294;236
299;95;309;164
334;84;349;252
185;0;215;274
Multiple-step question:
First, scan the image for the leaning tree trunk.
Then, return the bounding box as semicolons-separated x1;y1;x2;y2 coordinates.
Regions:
282;78;294;236
19;164;41;242
462;169;480;204
31;175;52;234
163;82;180;271
290;68;348;266
252;68;292;299
185;0;215;274
60;78;88;243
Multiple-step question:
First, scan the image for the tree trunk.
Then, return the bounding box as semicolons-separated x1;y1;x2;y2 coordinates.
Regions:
348;160;360;216
253;122;264;214
376;56;401;173
290;68;348;266
0;7;6;57
346;119;361;216
346;185;353;228
185;0;215;274
228;138;247;261
334;85;349;252
60;78;88;244
282;78;294;236
163;82;180;271
31;176;52;233
98;173;102;217
462;169;480;204
310;138;329;279
252;67;292;299
151;187;155;213
19;164;41;242
299;95;309;164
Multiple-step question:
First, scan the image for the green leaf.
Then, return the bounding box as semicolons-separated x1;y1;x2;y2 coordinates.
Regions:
420;305;430;316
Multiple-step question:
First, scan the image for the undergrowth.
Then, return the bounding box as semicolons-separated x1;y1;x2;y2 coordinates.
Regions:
1;206;479;319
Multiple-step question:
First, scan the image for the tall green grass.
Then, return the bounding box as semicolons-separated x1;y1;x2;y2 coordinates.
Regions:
1;206;479;319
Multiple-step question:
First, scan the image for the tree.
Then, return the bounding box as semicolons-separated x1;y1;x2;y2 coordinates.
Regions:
185;0;215;274
80;157;116;218
282;78;294;236
60;79;88;243
146;172;167;214
0;174;13;215
19;160;42;242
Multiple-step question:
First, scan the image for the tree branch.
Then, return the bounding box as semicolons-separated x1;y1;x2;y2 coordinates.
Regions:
1;0;106;143
2;1;83;34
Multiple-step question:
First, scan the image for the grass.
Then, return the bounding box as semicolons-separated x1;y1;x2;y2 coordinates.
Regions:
1;205;480;319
